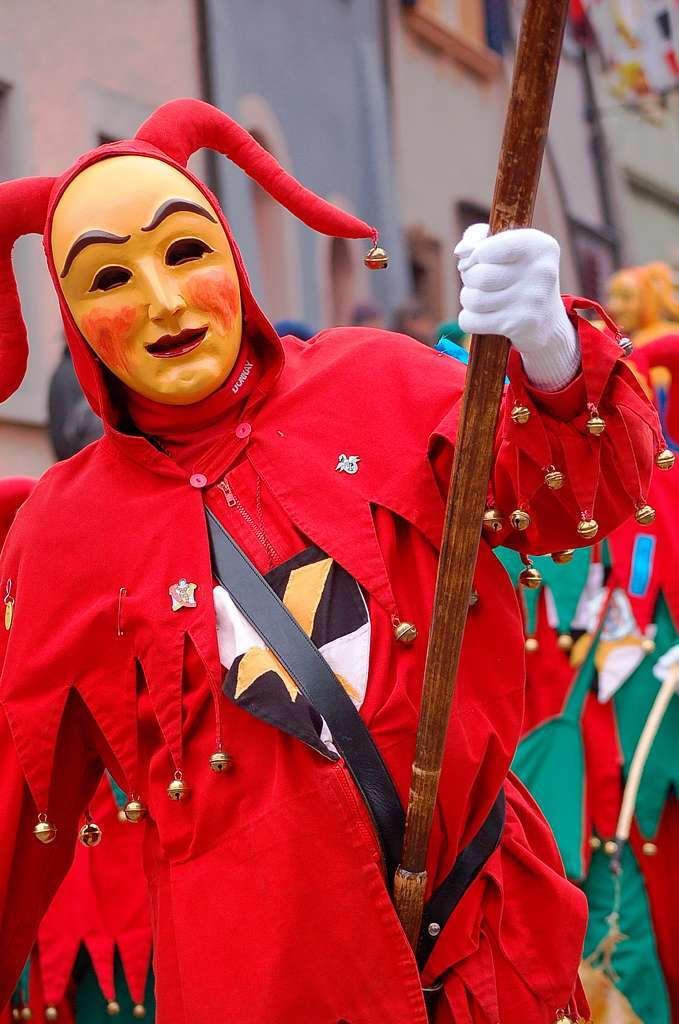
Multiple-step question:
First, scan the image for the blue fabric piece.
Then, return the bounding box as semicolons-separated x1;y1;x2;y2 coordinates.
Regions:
435;337;470;364
628;534;656;598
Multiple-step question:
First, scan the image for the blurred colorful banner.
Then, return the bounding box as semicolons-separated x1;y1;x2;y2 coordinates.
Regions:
571;0;679;99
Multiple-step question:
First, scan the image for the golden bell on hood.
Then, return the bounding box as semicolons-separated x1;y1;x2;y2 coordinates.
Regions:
586;412;606;436
167;772;190;800
79;821;103;847
635;504;655;525
656;448;675;470
577;519;598;540
209;750;234;773
482;508;503;533
551;549;575;564
394;620;418;644
124;798;147;823
510;404;530;425
519;565;542;589
33;816;56;844
544;468;565;490
510;509;531;531
363;244;389;270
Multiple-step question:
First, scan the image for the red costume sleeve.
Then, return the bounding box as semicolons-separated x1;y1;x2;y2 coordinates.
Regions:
0;700;103;1007
431;298;663;556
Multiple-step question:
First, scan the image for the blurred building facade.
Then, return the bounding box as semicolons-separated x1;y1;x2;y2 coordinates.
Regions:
202;0;410;331
1;0;678;479
0;0;206;475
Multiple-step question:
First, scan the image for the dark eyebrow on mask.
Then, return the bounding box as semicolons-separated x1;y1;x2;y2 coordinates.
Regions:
60;230;132;278
141;198;217;233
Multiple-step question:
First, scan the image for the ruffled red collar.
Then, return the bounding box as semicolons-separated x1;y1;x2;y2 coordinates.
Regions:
124;340;259;457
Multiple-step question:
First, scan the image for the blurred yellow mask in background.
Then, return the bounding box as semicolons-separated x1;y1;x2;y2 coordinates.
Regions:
51;155;243;405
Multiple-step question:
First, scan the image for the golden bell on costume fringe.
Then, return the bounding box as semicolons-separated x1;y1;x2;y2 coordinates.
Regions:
33;816;56;844
363;244;389;270
132;1006;147;1019
635;504;655;525
586;412;606;436
604;839;618;856
525;637;539;653
482;508;503;533
656;448;675;471
551;549;574;564
106;1002;120;1017
558;633;573;652
642;841;658;857
510;509;531;531
45;1009;58;1021
20;1009;32;1021
394;620;418;644
124;799;146;823
641;636;656;655
510;404;530;425
209;751;234;773
577;519;598;540
519;565;542;589
544;468;565;490
79;821;103;847
11;1009;19;1021
589;836;602;850
167;773;190;801
117;808;128;823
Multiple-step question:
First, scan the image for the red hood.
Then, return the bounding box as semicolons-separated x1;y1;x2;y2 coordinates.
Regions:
42;139;284;429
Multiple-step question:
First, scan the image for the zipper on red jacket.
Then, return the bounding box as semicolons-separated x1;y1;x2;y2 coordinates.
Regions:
216;477;279;569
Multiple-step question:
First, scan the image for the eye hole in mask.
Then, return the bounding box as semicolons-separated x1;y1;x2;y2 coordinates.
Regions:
165;237;214;267
90;266;132;293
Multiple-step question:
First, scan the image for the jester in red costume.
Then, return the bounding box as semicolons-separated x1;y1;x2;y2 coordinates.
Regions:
0;100;664;1023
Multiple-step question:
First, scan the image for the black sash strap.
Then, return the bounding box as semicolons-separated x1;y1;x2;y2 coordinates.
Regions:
206;508;504;966
207;507;405;881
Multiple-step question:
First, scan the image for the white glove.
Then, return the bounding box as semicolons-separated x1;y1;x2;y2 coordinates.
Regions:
454;223;580;392
652;643;679;690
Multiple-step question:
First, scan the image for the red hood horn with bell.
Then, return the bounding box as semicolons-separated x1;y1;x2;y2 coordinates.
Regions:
0;98;382;411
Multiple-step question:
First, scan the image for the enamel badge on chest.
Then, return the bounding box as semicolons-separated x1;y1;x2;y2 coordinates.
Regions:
169;578;197;612
336;454;360;475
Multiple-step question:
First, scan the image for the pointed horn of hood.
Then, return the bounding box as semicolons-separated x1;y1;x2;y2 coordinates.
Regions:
135;99;378;243
0;177;55;400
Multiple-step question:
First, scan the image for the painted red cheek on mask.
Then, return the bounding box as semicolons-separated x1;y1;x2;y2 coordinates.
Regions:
81;305;137;373
183;268;240;335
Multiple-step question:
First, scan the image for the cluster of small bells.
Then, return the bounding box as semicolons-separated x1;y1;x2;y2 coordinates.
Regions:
589;835;658;858
14;1003;149;1020
30;760;240;1016
490;403;676;653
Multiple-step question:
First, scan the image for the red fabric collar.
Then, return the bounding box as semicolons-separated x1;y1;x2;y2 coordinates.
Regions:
124;339;262;474
124;339;259;442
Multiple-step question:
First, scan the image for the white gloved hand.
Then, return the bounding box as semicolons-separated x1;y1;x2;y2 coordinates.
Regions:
454;223;580;392
652;643;679;690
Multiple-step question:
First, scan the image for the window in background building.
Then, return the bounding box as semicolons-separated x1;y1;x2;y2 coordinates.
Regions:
457;200;491;237
406;226;443;322
401;1;500;78
405;0;486;45
249;130;293;323
484;0;508;53
329;237;355;326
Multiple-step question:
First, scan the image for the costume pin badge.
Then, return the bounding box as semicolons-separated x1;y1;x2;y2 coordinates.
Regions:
169;578;198;612
336;454;360;475
4;579;14;631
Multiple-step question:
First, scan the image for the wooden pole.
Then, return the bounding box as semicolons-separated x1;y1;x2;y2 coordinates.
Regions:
393;0;571;949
